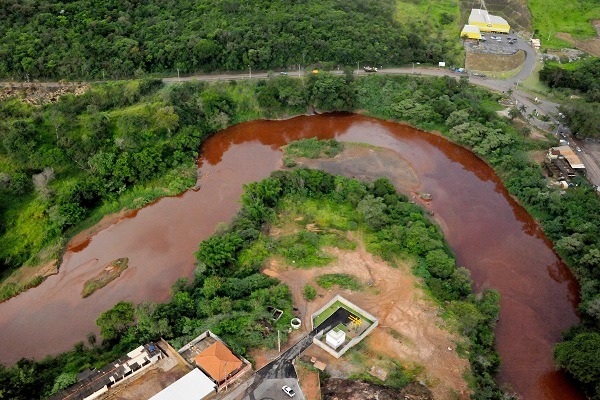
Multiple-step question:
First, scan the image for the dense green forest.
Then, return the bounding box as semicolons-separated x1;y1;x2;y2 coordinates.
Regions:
0;0;457;80
539;58;600;138
0;168;502;399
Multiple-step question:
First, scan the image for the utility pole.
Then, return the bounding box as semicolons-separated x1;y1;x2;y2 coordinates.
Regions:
177;68;180;82
278;330;281;353
357;62;359;74
249;65;252;79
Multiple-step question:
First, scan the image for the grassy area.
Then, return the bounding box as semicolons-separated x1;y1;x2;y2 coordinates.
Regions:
395;0;463;64
346;342;423;389
271;195;359;268
528;0;599;48
81;258;129;298
316;273;363;291
520;59;551;95
395;0;461;40
284;138;344;159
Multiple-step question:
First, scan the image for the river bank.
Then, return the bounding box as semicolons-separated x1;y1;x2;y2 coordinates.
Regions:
0;114;584;399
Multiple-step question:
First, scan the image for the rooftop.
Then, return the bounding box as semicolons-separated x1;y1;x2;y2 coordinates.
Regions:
461;25;482;34
149;368;216;400
193;341;243;383
551;146;585;169
469;9;509;26
50;343;162;400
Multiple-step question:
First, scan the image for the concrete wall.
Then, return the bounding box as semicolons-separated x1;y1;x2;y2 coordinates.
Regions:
310;295;379;358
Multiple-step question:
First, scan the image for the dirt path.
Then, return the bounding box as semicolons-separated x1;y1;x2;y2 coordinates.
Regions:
262;232;470;400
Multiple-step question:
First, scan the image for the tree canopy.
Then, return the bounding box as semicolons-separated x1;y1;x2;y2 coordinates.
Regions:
0;0;455;80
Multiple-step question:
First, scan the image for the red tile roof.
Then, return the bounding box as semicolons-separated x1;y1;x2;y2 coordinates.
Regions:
193;342;242;382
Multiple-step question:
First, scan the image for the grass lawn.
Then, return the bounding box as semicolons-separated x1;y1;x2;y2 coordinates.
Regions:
395;0;463;63
528;0;599;48
520;59;551;95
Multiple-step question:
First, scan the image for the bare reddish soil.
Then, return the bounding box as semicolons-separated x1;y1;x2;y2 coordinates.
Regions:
262;231;471;400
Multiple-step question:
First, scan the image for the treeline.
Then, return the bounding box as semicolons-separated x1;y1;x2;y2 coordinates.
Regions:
539;58;600;138
350;74;600;397
0;78;254;299
0;0;456;80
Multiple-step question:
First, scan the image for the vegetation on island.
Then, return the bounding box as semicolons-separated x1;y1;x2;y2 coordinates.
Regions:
0;0;457;81
81;258;129;298
539;57;600;138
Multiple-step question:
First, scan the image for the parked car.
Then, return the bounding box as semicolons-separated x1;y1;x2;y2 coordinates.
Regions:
280;71;288;75
490;35;499;40
282;385;296;397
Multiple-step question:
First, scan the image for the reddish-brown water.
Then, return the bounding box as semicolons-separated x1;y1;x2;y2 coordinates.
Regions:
0;114;583;399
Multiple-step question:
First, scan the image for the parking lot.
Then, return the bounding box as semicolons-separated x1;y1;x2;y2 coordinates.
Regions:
465;33;522;55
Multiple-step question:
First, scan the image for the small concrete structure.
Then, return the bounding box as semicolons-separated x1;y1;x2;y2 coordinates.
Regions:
149;369;216;400
325;328;346;349
310;295;378;358
531;38;541;49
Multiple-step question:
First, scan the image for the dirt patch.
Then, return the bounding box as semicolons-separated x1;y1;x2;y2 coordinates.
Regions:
465;50;525;72
556;20;600;57
296;363;321;400
293;143;420;194
529;150;548;164
0;82;89;105
322;378;432;400
261;232;471;399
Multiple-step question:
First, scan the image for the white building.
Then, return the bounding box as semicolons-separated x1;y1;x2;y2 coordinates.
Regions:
150;369;217;400
326;329;346;350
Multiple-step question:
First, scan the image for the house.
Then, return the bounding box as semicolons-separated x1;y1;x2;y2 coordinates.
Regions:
149;368;216;400
468;9;510;33
178;331;252;391
531;38;541;49
49;343;163;400
193;341;243;385
548;146;585;171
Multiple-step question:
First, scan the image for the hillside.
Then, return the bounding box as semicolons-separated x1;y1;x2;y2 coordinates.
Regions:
0;0;455;80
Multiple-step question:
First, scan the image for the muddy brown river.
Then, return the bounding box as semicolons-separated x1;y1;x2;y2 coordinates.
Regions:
0;114;583;399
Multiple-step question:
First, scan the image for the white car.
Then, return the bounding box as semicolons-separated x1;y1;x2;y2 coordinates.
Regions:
282;385;296;397
490;35;499;40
